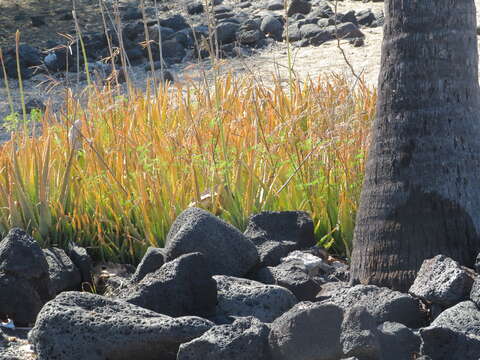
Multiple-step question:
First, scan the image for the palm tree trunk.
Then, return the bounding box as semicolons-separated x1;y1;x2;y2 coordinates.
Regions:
350;0;480;291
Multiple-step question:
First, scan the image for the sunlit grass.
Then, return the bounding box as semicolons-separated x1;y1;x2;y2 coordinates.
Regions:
0;74;375;264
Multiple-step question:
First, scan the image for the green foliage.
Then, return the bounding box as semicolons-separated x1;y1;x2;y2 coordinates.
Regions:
0;75;375;264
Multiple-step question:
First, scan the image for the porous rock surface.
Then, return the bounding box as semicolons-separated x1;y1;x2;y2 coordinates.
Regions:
130;246;165;282
29;291;214;360
409;255;474;307
269;302;344;360
376;322;420;360
165;207;259;277
43;247;81;294
66;241;93;285
7;204;480;360
323;284;426;328
244;211;316;248
340;306;381;359
177;316;271;360
0;228;52;326
471;276;480;307
213;275;298;323
244;211;317;267
253;259;322;301
119;252;217;318
420;326;480;360
429;301;480;336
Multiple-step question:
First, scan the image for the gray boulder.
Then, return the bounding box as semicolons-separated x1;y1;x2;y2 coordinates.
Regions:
287;0;311;17
187;2;204;15
0;276;44;327
216;12;235;21
430;301;480;336
328;260;350;282
244;211;315;249
213;4;232;15
261;15;284;41
165;207;259;277
131;247;165;282
0;228;52;325
317;18;330;28
0;228;51;299
214;275;297;323
281;250;332;275
340;10;358;25
309;29;334;46
307;1;333;19
267;0;284;10
29;292;213;360
66;241;93;285
237;29;264;46
475;252;480;273
239;1;252;9
316;281;350;301
245;211;316;266
300;24;324;39
119;253;217;318
269;302;344;360
341;307;381;360
255;240;298;267
377;322;421;360
148;25;176;43
215;22;240;44
253;260;321;301
178;317;270;360
237;20;265;46
409;255;474;308
161;39;186;63
284;23;302;42
420;326;480;360
356;9;375;27
327;22;364;40
470;276;480;307
324;284;426;328
159;14;189;31
3;44;42;79
43;247;81;294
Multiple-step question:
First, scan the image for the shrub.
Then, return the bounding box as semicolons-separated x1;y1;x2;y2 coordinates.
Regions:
0;74;375;264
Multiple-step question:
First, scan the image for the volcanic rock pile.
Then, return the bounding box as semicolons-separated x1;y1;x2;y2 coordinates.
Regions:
1;207;480;359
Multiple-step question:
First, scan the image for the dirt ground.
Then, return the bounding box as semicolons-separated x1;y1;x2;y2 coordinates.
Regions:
0;0;139;48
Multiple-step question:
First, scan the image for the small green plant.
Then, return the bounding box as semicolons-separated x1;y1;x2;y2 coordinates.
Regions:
3;109;43;132
30;108;44;123
3;112;21;132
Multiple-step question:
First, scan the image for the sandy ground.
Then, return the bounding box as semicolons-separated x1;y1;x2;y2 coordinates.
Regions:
1;0;480;123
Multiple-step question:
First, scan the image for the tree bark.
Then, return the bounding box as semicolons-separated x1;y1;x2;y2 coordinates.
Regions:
350;0;480;291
